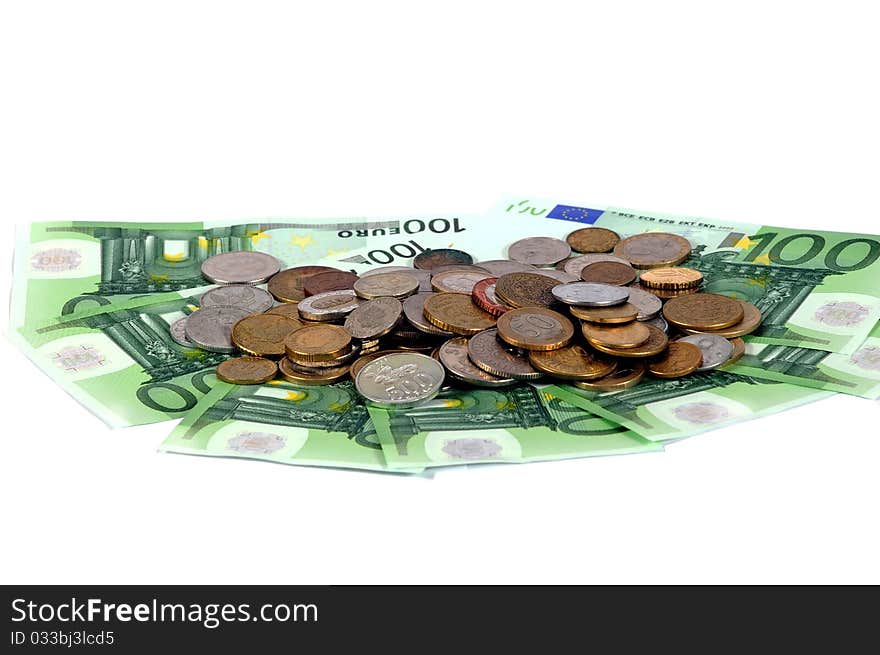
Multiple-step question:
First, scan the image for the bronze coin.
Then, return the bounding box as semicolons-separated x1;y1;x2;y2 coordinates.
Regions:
265;302;302;319
566;227;621;253
528;344;617;380
283;324;352;362
352;271;420;299
613;232;692;269
216;356;278;384
466;328;543;380
639;267;704;290
647;341;703;378
569;302;640;324
580;261;638;286
423;292;497;335
302;270;359;297
343;297;403;339
471;277;512;317
231;313;305;357
267;266;342;302
574;362;645;392
413;248;474;270
278;357;350;385
494;273;559;308
495;307;574;351
402;292;454;336
631;282;701;300
588;324;669;357
680;301;762;338
582;321;651;349
437;337;516;387
285;344;360;368
663;293;745;331
563;253;631;278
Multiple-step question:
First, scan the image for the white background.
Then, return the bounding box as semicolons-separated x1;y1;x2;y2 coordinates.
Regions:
1;1;879;584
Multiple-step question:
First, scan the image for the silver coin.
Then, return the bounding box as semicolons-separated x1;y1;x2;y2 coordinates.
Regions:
677;334;734;371
344;297;403;339
184;305;252;353
642;315;669;333
550;282;630;307
297;290;362;321
200;284;274;313
429;264;492;277
476;259;538;276
355;352;446;408
534;269;579;284
563;253;631;279
431;270;491;294
169;316;195;348
200;251;281;285
627;287;664;320
403;293;453;337
438;337;516;387
361;266;432;291
467;329;543;380
507;237;571;267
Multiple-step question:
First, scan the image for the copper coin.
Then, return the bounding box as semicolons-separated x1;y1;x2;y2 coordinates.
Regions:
647;341;702;378
574;362;645;392
402;293;453;336
423;292;497;335
352;271;420;299
582;321;651;349
495;307;574;351
528;344;617;380
302;270;359;297
278;357;350;385
216;356;279;384
639;267;704;290
680;301;762;338
580;261;638;286
566;227;620;253
471;277;511;317
285;344;360;368
663;293;744;331
267;266;342;302
413;248;474;270
570;302;640;324
494;273;559;308
563;253;631;278
265;302;302;319
613;232;692;269
438;337;516;387
343;297;402;339
588;324;669;358
507;237;571;266
466;328;543;380
430;270;491;294
231;313;304;357
283;324;352;362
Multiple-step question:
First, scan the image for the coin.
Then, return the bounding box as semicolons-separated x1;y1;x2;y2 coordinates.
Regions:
343;297;402;339
184;305;252;353
471;277;511;317
563;253;631;278
265;302;302;319
283;324;352;362
267;266;342;302
216;356;278;384
296;290;362;321
200;284;274;313
528;344;617;380
278;357;351;385
626;287;664;320
302;270;359;297
413;248;474;270
569;302;640;324
588;324;669;357
579;261;638;286
550;282;630;307
169;316;195;348
647;341;702;378
643;315;669;333
438;337;516;387
507;236;571;266
201;251;281;285
495;307;574;351
533;269;579;284
423;292;497;335
476;259;538;276
613;232;692;269
677;334;734;371
467;328;543;380
494;273;559;308
430;270;491;294
352;271;420;300
362;266;433;291
566;227;621;253
725;337;746;365
680;301;762;338
355;352;446;407
285;344;360;368
402;293;453;336
429;264;492;277
231;313;304;357
582;321;651;349
663;293;744;330
632;282;701;300
349;349;410;380
639;267;704;290
574;362;645;392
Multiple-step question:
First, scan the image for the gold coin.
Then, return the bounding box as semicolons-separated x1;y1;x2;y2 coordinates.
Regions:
267;266;342;302
723;337;746;366
283;324;352;362
569;302;640;324
647;341;702;378
639;267;704;290
278;357;350;385
574;362;645;391
493;273;559;308
352;272;420;300
423;292;497;335
528;344;617;380
216;356;278;384
663;293;744;331
265;302;302;318
680;301;762;338
496;307;575;351
579;261;638;286
566;227;620;253
231;313;304;357
630;283;700;300
613;233;692;269
582;321;651;349
588;324;669;357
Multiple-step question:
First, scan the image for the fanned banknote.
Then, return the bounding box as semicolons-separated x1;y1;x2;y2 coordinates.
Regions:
366;384;662;469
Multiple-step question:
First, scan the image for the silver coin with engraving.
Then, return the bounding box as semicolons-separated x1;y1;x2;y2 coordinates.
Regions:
627;287;664;320
677;334;734;371
297;289;362;321
184;305;252;353
200;284;274;313
507;237;571;267
643;315;669;333
201;251;281;285
563;253;631;279
169;316;196;348
474;260;538;276
354;352;446;408
550;282;630;307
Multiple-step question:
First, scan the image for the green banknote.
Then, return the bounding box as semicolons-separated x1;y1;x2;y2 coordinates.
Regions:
550;372;832;442
366;384;662;470
160;379;424;473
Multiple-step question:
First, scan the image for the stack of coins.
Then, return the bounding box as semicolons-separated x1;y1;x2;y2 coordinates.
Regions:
186;230;762;403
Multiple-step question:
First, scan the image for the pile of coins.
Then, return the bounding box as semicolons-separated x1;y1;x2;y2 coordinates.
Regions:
179;228;762;407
